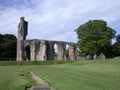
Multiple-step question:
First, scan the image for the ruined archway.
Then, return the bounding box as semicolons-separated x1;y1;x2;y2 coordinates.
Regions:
25;45;30;61
54;43;58;60
65;44;69;60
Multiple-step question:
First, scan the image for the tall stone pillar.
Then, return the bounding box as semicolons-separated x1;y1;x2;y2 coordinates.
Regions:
41;41;47;61
69;43;76;60
36;40;47;61
17;17;28;61
30;40;36;61
57;42;66;60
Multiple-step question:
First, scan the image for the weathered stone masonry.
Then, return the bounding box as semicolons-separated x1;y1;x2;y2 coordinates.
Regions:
17;17;76;61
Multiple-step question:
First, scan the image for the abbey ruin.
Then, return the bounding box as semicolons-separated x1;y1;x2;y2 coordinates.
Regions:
17;17;76;61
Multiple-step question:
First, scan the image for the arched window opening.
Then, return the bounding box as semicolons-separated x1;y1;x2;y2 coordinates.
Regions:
65;44;69;59
25;45;30;61
54;43;58;53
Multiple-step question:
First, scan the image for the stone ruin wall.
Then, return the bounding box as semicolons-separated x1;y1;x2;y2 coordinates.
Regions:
21;39;76;61
17;17;76;61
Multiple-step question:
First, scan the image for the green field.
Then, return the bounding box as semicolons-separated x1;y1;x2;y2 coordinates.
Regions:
0;59;120;90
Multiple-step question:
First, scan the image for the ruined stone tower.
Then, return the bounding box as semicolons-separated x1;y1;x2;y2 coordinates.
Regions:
17;17;28;61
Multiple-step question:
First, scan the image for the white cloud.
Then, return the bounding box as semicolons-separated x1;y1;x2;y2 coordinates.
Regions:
0;0;120;43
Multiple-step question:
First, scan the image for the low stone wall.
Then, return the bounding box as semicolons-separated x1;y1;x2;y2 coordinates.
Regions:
26;72;56;90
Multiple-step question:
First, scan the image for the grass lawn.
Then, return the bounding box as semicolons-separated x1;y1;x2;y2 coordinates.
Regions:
0;59;120;90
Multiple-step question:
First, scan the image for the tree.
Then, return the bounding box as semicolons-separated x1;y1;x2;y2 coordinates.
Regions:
112;42;120;57
75;20;116;58
112;34;120;57
116;34;120;42
0;34;3;42
0;34;17;61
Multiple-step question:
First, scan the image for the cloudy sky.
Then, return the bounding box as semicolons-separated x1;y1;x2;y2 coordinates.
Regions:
0;0;120;43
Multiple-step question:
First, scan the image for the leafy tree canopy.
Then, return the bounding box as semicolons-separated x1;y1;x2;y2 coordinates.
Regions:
0;34;17;61
112;42;120;57
116;34;120;42
75;20;116;57
112;34;120;57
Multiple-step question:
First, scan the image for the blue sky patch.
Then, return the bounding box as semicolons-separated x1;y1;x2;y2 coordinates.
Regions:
0;0;35;9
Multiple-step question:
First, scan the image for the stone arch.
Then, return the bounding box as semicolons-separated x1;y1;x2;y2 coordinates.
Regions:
24;45;31;61
65;44;70;59
54;43;58;53
54;43;58;60
54;42;66;60
46;41;55;60
36;41;40;57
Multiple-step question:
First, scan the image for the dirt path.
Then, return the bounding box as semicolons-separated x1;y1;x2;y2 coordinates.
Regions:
28;72;56;90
